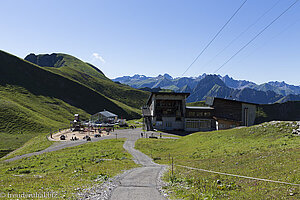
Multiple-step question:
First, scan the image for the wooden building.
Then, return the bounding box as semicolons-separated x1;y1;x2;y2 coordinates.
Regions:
146;92;189;130
205;97;257;130
144;92;214;131
143;92;257;132
185;106;215;132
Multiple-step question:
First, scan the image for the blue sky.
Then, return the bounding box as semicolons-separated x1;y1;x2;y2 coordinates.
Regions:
1;0;299;85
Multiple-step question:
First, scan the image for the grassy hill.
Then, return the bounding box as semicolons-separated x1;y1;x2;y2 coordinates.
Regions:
0;139;138;199
0;50;141;118
25;53;107;80
0;50;141;157
0;84;90;158
25;53;149;109
136;121;300;199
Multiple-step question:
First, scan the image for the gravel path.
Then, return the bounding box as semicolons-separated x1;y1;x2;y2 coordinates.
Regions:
3;133;119;162
4;128;172;199
3;128;177;163
109;130;167;200
78;128;169;200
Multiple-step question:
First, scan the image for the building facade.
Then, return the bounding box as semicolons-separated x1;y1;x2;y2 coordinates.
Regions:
206;97;257;130
145;92;214;131
143;92;257;132
185;106;215;132
90;110;118;124
147;92;188;130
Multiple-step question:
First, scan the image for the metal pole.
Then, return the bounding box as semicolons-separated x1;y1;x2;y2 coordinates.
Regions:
171;157;174;177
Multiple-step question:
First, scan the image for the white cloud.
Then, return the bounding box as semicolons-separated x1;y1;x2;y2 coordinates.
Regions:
92;53;106;63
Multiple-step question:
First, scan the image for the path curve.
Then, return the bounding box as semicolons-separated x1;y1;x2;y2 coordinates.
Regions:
3;128;176;163
108;130;166;200
3;128;171;199
3;133;118;162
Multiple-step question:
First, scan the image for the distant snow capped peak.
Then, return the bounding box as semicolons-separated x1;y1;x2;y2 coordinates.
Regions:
112;73;300;102
157;73;173;80
132;74;146;78
163;73;173;80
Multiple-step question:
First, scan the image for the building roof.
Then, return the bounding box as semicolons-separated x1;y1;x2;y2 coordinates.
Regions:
146;92;190;105
186;106;214;110
205;97;258;106
92;110;118;118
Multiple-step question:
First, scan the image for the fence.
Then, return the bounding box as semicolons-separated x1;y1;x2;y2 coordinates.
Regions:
164;155;300;186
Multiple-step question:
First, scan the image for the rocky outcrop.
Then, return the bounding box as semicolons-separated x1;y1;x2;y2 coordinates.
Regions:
25;53;65;68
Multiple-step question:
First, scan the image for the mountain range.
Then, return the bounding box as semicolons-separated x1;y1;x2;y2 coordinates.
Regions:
1;49;299;157
113;73;300;104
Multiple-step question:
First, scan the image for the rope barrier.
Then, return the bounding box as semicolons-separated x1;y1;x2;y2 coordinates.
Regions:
176;164;300;186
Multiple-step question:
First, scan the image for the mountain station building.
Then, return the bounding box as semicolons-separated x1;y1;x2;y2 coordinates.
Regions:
143;92;257;132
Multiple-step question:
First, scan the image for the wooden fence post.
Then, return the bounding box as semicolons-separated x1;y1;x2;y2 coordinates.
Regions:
172;156;174;177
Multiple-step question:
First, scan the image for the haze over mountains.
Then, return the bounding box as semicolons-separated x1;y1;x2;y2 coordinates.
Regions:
113;73;300;104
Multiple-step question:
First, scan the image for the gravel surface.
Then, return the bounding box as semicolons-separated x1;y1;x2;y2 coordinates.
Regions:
3;128;174;199
3;134;117;162
78;128;170;200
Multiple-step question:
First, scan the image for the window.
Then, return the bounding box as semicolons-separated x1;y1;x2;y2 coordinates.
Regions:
200;120;210;128
166;121;172;127
186;120;200;129
186;120;211;129
189;112;195;117
204;112;211;117
196;112;203;117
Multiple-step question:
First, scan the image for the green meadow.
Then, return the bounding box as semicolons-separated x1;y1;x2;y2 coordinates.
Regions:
0;139;138;199
0;84;90;159
0;50;145;158
136;121;300;199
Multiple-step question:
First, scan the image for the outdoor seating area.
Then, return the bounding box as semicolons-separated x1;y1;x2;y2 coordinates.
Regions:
49;126;114;141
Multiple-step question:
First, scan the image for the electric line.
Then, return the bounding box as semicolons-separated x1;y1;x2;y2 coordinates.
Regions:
223;16;300;75
188;0;298;101
202;0;281;71
181;0;248;76
213;0;299;74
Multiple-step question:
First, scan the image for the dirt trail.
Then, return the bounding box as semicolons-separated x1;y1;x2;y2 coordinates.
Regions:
108;130;166;200
3;128;171;199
